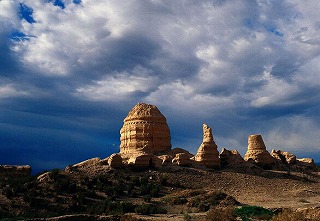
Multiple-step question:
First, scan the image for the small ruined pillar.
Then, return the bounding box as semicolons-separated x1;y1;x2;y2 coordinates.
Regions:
194;124;220;168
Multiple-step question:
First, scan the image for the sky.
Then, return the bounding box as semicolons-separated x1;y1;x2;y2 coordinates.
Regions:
1;0;320;173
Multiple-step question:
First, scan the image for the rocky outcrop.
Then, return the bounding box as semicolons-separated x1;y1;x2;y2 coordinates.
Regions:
128;154;162;168
65;158;113;177
171;148;194;158
157;148;195;166
157;155;173;166
0;165;31;177
119;103;172;161
107;154;122;168
296;158;317;170
194;124;220;168
172;153;192;166
37;172;52;183
271;149;297;164
220;148;245;168
72;157;101;169
244;134;275;168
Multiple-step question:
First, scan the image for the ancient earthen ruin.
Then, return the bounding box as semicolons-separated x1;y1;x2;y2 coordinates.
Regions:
107;153;123;168
119;103;171;158
220;148;245;168
62;102;316;173
271;149;296;164
194;124;220;168
244;134;275;167
2;102;317;183
172;153;192;166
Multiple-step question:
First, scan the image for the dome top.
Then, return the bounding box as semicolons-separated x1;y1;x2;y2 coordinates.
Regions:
124;103;167;123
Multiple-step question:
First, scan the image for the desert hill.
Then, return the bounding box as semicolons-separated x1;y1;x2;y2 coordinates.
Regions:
1;165;320;220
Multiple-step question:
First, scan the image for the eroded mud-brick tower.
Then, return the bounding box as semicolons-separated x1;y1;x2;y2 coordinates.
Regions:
120;103;172;156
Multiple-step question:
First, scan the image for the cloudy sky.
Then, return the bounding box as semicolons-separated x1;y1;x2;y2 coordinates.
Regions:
1;0;320;172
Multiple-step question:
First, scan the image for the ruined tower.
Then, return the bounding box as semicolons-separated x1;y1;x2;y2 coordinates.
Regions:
194;124;220;167
119;103;172;157
244;134;275;168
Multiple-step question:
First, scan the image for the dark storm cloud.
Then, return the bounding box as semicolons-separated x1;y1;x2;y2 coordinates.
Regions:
1;0;320;171
0;97;122;172
0;37;19;77
81;33;162;77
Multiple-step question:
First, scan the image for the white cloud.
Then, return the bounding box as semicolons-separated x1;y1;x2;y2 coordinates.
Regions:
250;67;300;107
7;0;320;113
0;1;20;31
2;0;320;166
0;84;29;99
145;80;235;116
75;66;159;101
14;0;114;75
295;55;320;87
0;0;20;53
264;116;320;153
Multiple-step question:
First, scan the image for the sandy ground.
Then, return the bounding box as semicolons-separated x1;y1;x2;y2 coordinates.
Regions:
129;168;320;220
171;168;320;209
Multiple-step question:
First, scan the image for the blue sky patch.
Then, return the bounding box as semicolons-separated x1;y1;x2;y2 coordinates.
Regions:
9;31;29;41
49;0;66;9
73;0;81;4
244;19;255;29
19;3;36;23
265;25;284;37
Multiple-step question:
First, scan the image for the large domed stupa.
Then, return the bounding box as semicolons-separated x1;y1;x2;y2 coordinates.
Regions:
119;103;172;157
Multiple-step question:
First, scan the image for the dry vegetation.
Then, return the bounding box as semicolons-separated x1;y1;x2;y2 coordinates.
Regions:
0;165;319;221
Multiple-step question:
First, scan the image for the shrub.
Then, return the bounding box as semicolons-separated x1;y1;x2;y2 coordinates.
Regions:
159;175;169;186
96;174;111;184
28;197;51;209
49;169;61;180
190;191;230;212
210;192;228;201
120;214;144;221
1;175;36;198
175;197;188;205
271;209;307;221
134;203;167;215
3;187;13;199
23;190;38;203
183;212;192;221
74;192;87;206
162;196;188;205
149;184;161;197
126;182;135;194
139;183;161;197
198;202;210;212
87;200;135;215
139;176;149;186
106;201;132;215
84;189;100;199
234;206;273;221
206;206;236;221
134;204;153;215
143;195;152;203
188;189;206;197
